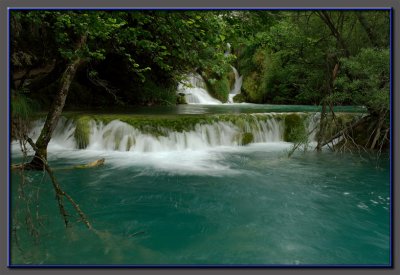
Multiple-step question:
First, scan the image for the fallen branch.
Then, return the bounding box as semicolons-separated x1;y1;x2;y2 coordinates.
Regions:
25;136;92;230
12;158;105;171
73;158;105;169
319;115;368;149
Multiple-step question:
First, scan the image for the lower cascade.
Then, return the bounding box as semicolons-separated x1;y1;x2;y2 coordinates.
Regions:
20;113;320;153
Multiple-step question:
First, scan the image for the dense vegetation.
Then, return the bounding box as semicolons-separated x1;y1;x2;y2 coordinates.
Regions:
9;10;391;262
11;10;389;107
11;10;234;107
10;10;390;166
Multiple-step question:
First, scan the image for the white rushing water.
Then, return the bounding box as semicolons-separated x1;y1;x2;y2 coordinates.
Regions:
228;66;243;103
13;113;319;154
177;73;222;104
11;114;321;175
177;65;243;105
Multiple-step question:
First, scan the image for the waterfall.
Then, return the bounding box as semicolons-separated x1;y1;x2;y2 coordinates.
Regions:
228;66;243;103
16;113;320;154
177;73;222;104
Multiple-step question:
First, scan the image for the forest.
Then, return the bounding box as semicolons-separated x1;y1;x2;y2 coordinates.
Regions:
10;10;391;266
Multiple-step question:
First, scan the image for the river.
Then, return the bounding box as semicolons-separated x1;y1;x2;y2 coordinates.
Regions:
10;104;390;266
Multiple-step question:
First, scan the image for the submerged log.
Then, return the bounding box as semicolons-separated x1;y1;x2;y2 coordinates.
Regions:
11;158;105;171
73;158;105;169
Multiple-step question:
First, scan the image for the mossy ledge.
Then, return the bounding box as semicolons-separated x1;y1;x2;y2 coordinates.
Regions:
62;113;289;137
73;116;91;149
56;112;362;143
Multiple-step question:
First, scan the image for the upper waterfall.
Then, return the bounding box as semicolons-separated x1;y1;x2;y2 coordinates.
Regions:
177;73;222;104
228;66;243;103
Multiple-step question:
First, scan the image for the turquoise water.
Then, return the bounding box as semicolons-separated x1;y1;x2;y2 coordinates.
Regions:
10;145;390;265
66;104;366;115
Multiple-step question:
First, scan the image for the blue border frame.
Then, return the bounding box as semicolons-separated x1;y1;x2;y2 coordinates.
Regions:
389;6;393;269
7;7;393;268
7;7;392;10
7;7;11;269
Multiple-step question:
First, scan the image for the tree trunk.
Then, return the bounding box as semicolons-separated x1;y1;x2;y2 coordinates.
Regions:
316;101;327;151
316;59;338;151
317;11;350;57
27;35;87;170
370;112;385;150
356;13;379;48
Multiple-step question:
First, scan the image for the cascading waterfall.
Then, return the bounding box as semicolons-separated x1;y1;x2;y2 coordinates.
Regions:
224;42;243;103
17;113;320;154
177;73;222;104
228;66;243;103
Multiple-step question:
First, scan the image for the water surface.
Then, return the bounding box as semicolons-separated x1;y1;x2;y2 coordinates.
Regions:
11;144;390;265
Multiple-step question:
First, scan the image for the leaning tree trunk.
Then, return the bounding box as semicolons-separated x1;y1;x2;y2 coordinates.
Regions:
316;60;339;151
317;11;350;58
28;35;87;170
356;13;380;48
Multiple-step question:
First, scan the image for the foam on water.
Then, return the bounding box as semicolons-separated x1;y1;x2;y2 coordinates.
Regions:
177;73;222;104
11;113;319;175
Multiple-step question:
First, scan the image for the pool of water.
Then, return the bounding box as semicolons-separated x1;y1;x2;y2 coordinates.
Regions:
10;144;390;266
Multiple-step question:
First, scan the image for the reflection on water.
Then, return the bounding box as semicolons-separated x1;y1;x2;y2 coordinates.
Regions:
73;104;366;116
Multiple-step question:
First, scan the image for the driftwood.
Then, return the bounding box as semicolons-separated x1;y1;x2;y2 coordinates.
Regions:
319;115;368;149
73;158;105;169
12;158;105;171
11;136;93;229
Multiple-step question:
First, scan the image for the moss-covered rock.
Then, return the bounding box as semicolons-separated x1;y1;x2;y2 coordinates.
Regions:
233;94;247;103
228;70;236;90
241;132;254;145
203;75;230;103
176;94;187;105
284;114;307;142
74;116;91;149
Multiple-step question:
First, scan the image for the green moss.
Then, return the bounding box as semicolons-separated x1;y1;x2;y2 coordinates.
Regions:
74;116;91;149
176;94;187;105
242;71;263;103
113;128;124;150
57;112;365;149
228;70;236;90
241;132;254;145
233;94;247;103
86;114;218;136
284;114;307;142
203;75;230;103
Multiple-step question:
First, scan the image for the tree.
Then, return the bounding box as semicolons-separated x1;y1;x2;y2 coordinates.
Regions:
11;10;232;169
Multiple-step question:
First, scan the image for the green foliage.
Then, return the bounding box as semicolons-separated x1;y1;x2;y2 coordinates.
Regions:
204;75;230;103
138;80;177;106
11;10;390;115
335;48;389;113
11;10;235;106
234;10;389;111
10;91;40;140
11;93;38;120
243;49;267;102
